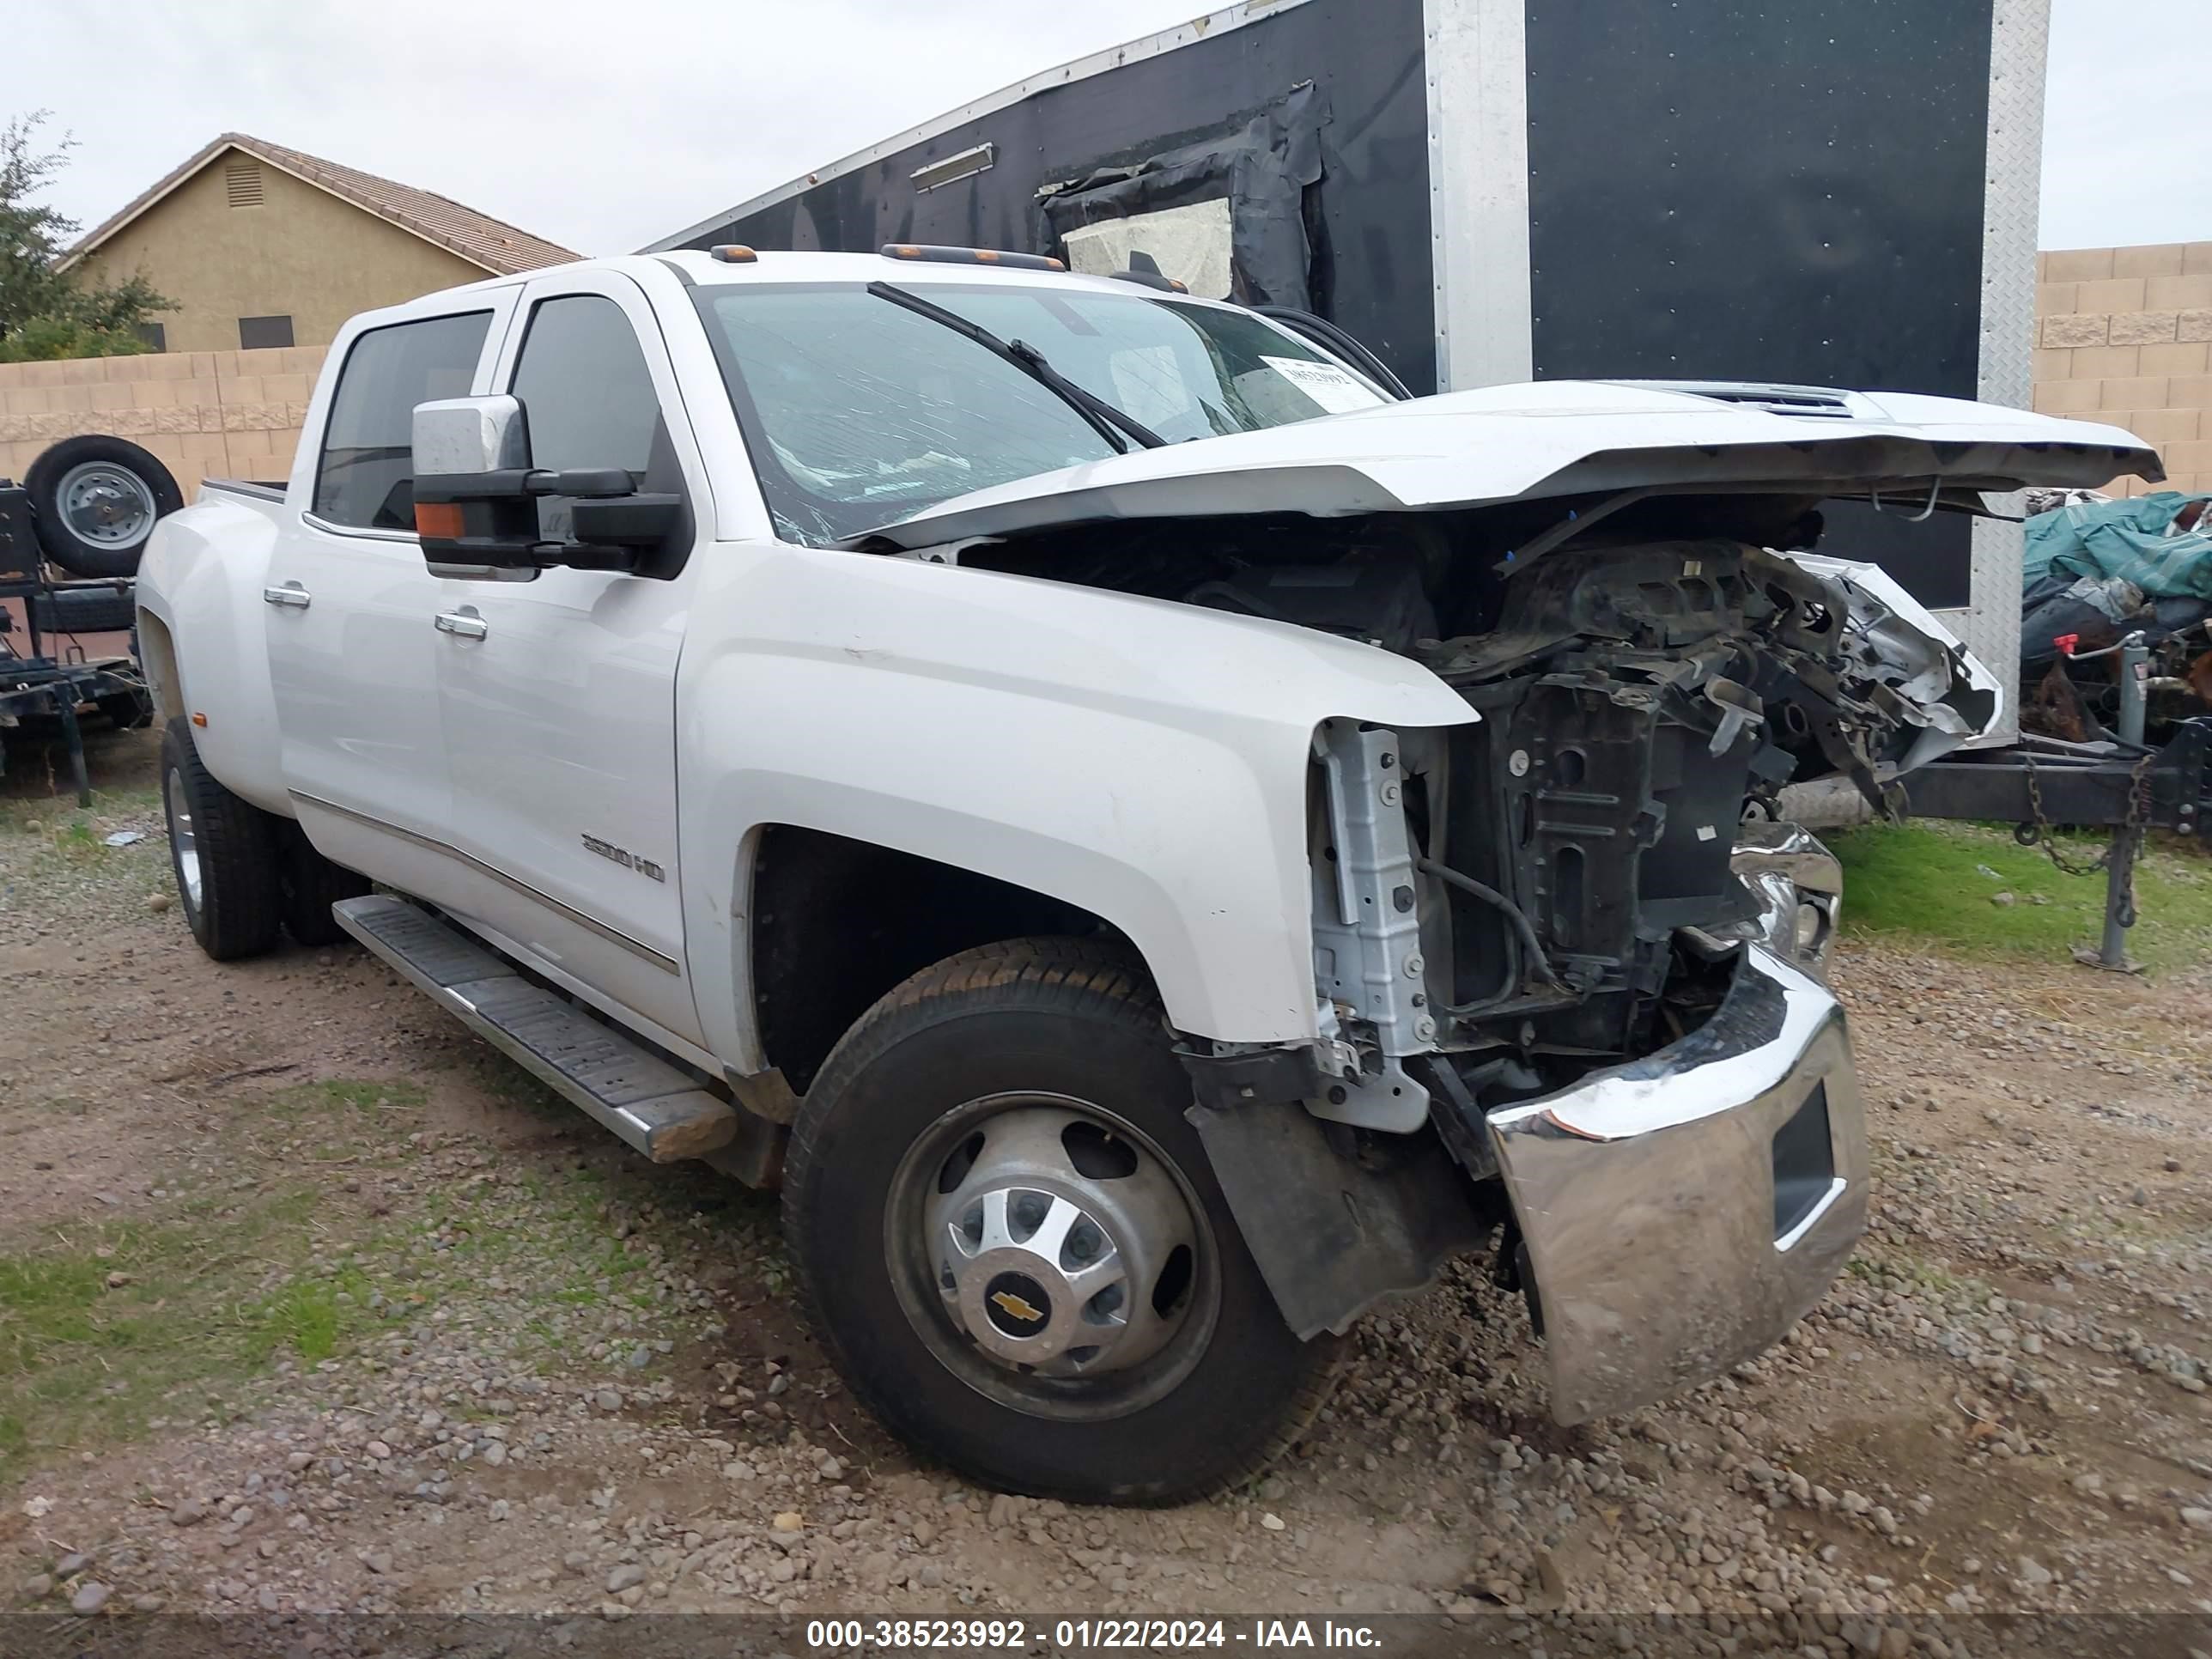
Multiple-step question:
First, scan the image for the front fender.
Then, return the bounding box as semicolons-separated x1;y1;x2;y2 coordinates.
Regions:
675;544;1475;1070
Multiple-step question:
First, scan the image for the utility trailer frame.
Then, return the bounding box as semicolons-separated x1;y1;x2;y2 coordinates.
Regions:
0;483;146;805
1900;643;2212;967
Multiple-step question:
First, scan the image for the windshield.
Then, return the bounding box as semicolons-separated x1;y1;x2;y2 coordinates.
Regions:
690;282;1392;545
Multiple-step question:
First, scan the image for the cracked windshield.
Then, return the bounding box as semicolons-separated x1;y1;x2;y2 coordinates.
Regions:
693;283;1388;544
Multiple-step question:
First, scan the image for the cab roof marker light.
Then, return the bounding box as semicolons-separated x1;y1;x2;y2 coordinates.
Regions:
878;243;1066;272
708;245;759;264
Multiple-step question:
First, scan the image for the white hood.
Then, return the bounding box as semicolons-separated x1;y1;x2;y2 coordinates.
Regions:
854;380;2160;550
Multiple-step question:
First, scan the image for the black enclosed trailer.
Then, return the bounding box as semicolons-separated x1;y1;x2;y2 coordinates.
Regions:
651;0;2051;730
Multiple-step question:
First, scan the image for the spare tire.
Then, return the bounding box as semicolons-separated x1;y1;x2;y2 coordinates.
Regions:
29;584;137;635
24;435;182;579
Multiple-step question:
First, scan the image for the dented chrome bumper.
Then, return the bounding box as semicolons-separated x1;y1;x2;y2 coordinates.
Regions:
1486;942;1867;1425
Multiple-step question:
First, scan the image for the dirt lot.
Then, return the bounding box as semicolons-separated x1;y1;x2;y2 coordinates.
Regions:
3;725;2210;1655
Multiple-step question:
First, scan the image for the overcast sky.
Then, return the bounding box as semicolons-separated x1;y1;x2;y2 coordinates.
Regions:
14;0;2208;261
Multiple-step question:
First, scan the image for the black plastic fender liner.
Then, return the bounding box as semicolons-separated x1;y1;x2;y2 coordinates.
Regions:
1187;1093;1492;1340
1176;1041;1322;1112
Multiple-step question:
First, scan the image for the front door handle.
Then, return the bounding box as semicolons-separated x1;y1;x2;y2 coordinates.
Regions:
434;608;489;640
262;581;311;610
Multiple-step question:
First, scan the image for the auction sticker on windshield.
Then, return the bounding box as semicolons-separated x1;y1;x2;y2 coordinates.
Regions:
1261;356;1388;415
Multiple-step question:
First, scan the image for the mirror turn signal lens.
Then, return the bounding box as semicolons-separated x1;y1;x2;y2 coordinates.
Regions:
415;502;465;539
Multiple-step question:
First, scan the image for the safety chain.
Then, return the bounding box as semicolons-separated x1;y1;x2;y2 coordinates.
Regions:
2019;744;2154;890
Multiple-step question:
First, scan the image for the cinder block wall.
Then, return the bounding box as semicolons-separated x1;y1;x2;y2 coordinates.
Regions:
0;346;326;496
2035;243;2212;497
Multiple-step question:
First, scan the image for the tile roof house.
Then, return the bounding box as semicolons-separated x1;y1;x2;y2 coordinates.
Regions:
63;134;580;355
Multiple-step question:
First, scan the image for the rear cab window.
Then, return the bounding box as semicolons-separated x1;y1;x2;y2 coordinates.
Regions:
313;311;492;532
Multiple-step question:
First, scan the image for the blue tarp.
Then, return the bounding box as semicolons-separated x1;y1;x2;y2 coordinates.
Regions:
2023;490;2212;601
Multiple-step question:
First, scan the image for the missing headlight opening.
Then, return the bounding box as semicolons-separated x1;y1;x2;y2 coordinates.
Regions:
967;501;1970;1109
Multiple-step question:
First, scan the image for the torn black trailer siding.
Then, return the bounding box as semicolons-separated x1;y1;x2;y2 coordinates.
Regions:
670;0;1439;397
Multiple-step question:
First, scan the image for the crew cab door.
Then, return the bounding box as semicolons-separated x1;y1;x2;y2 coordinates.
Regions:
266;299;513;914
430;270;705;1047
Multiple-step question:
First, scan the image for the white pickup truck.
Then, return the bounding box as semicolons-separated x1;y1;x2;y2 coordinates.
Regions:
135;245;2157;1505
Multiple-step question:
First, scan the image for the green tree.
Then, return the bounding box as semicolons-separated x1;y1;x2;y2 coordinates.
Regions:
0;111;171;363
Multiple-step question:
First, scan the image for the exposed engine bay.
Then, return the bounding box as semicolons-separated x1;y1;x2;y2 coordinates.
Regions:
949;491;1996;1128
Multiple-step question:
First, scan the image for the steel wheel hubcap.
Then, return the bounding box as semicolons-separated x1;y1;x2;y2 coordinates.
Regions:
164;766;201;912
58;462;157;549
889;1094;1214;1419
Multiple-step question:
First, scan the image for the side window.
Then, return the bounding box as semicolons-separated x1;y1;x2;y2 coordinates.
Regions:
313;311;490;531
509;295;664;540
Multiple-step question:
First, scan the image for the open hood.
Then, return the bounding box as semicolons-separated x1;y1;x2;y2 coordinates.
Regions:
852;380;2161;551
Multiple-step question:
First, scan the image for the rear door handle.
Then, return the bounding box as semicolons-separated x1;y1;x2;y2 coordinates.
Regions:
434;608;488;640
262;581;311;609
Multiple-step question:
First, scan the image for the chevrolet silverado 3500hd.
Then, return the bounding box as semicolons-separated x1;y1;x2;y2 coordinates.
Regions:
133;246;2160;1504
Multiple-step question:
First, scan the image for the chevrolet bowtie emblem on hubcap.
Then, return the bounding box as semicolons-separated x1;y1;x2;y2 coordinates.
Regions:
981;1270;1052;1338
990;1288;1043;1323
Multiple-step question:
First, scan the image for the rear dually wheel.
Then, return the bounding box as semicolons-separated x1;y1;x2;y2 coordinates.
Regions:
160;718;283;961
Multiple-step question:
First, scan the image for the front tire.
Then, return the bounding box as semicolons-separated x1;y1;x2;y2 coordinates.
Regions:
161;719;283;961
783;938;1339;1505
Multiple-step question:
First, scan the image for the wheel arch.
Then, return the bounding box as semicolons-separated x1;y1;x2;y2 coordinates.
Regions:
739;823;1133;1094
137;606;184;723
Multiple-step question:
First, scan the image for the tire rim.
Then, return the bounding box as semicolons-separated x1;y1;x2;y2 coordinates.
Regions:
884;1092;1218;1422
163;766;202;915
58;461;158;550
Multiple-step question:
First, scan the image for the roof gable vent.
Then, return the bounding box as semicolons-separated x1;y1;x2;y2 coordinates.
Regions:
225;160;264;209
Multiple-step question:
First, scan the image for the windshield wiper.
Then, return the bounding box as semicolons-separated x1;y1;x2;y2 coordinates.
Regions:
866;280;1166;453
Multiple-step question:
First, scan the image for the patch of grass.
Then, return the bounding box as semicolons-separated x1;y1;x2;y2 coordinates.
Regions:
0;796;174;900
0;1194;377;1485
267;1078;428;1117
0;784;160;839
250;1269;372;1364
0;1059;759;1486
1830;819;2212;971
1849;1247;1971;1298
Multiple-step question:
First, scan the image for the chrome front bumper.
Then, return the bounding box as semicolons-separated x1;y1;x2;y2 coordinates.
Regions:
1486;943;1867;1425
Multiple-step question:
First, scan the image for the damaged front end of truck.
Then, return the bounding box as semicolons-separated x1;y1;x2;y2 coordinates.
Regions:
857;378;2159;1425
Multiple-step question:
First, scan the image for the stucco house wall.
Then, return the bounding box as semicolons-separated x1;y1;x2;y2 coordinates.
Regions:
70;149;487;355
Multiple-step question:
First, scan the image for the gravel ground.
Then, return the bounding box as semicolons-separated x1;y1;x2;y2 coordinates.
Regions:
3;726;2209;1657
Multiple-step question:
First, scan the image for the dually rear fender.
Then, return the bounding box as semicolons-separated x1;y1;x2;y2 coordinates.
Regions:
133;494;290;815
